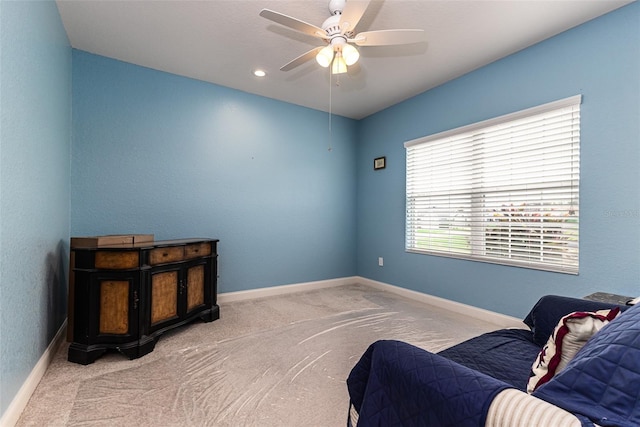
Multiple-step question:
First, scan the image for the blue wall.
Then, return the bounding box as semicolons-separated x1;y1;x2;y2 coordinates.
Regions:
356;2;640;318
71;51;358;293
1;1;637;421
0;0;71;417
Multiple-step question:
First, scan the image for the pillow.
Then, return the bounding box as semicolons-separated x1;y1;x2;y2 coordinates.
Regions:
523;295;627;347
533;302;640;426
527;307;620;393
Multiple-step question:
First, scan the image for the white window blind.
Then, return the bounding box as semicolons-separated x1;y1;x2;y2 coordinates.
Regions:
405;95;581;274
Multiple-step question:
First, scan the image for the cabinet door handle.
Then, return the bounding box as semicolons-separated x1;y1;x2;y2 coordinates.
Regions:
179;280;185;295
133;290;139;309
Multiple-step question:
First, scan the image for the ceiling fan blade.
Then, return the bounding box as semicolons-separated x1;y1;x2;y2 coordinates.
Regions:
339;0;370;33
280;47;324;71
260;9;326;39
351;29;426;46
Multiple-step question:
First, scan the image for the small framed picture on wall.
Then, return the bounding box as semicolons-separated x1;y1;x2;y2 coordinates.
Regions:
374;156;386;170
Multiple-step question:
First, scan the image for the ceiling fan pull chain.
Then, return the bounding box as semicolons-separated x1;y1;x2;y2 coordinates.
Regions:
328;66;333;152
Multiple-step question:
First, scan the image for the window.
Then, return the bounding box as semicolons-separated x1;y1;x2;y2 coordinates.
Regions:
405;95;581;274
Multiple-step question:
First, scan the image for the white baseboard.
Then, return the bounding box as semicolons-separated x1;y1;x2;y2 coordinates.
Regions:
357;277;526;329
219;275;525;329
0;320;67;427
218;276;360;303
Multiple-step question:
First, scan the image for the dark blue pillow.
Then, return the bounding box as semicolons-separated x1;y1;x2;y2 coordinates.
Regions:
523;295;629;347
533;302;640;427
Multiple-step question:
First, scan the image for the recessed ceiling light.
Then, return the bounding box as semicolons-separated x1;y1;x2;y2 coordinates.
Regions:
253;69;266;77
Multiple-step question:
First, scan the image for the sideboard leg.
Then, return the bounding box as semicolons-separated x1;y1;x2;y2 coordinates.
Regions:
68;343;107;365
200;305;220;323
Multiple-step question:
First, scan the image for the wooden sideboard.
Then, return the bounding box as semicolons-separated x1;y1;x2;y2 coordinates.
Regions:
67;238;219;365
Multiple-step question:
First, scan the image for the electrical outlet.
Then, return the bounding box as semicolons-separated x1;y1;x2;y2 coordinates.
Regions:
378;257;384;267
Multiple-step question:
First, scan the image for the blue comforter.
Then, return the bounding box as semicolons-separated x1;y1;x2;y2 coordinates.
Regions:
533;302;640;427
437;329;539;391
347;340;511;427
347;297;640;427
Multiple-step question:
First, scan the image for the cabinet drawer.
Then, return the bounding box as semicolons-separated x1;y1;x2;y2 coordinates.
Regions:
95;251;139;269
184;242;211;259
149;246;184;265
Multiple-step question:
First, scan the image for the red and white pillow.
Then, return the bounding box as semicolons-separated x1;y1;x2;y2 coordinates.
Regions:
527;307;621;394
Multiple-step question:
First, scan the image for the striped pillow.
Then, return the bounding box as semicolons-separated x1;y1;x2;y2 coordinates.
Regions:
527;307;620;394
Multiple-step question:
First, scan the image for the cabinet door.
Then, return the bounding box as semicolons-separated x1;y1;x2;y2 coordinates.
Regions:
99;280;130;334
185;260;211;315
87;273;140;344
149;266;181;332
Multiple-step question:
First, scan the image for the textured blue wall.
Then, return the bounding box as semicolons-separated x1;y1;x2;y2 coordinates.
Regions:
0;1;637;420
0;0;71;416
71;51;358;293
356;2;640;318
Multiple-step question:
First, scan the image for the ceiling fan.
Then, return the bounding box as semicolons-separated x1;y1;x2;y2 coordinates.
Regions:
259;0;425;75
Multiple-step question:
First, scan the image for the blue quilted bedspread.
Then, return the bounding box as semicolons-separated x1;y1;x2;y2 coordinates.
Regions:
533;302;640;427
347;297;639;426
346;340;511;427
437;329;539;391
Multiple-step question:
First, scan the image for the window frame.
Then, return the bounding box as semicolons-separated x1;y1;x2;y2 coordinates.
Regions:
404;95;581;274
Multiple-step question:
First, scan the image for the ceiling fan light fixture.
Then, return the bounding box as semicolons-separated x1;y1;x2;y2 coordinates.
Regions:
331;52;347;74
316;45;334;67
260;0;426;75
342;43;359;66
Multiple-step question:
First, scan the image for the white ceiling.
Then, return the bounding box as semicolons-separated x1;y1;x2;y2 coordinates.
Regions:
55;0;632;120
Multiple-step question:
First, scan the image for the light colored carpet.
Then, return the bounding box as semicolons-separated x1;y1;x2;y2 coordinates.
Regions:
17;283;506;426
